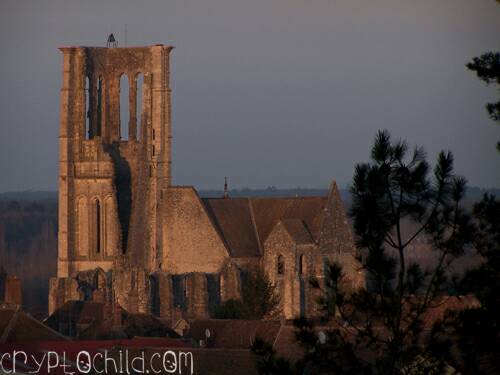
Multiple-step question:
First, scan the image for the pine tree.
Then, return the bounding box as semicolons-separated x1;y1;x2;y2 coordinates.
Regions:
253;130;475;375
466;0;500;152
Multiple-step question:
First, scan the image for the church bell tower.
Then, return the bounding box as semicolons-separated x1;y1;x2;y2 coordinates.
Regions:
56;42;174;284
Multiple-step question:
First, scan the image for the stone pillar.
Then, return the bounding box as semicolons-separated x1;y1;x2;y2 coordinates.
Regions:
90;75;98;138
186;273;208;319
108;75;121;142
129;76;137;141
221;262;241;302
57;47;85;278
137;268;149;314
157;273;173;320
149;46;173;271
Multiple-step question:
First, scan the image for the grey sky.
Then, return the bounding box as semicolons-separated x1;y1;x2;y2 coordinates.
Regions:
0;0;499;192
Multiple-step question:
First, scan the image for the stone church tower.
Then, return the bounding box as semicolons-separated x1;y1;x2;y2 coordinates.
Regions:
52;45;173;314
52;44;173;313
49;42;364;321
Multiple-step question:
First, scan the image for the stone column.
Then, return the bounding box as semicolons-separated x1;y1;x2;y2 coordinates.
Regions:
186;273;208;319
90;75;98;138
108;75;120;142
57;47;85;278
158;273;173;320
129;76;137;141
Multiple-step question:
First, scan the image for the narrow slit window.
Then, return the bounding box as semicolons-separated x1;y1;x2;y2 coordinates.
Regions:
299;254;306;275
277;255;284;275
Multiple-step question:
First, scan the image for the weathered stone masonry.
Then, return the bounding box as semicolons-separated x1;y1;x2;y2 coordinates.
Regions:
49;44;365;322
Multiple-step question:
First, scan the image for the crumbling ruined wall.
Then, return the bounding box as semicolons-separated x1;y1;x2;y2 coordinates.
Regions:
112;265;149;314
48;277;79;315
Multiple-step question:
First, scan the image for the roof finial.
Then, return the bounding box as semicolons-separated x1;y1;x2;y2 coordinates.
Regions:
223;177;229;199
107;33;118;48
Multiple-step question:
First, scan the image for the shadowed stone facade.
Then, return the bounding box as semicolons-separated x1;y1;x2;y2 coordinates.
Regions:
49;44;364;322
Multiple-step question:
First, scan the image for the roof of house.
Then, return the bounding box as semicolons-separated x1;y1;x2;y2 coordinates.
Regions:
120;313;180;339
420;295;480;328
45;300;105;326
188;348;258;375
188;319;282;349
273;324;305;363
0;306;67;343
188;319;307;364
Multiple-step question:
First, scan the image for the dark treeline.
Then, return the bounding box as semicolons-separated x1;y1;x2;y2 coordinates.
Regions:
1;186;498;201
0;198;57;318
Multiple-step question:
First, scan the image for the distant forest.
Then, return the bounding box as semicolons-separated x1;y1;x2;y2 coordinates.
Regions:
0;186;496;318
1;185;498;202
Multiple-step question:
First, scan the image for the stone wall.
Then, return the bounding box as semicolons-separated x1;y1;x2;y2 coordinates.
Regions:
162;187;229;274
263;222;323;319
318;181;356;255
263;223;298;319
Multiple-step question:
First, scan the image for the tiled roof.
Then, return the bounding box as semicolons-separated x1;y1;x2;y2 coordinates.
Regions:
121;313;180;338
189;348;258;375
249;197;327;244
281;219;314;245
273;324;304;363
46;301;105;325
0;306;67;343
202;196;327;258
202;198;261;257
188;319;282;349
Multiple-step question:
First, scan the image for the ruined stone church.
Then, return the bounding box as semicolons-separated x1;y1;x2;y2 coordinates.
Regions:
48;43;364;323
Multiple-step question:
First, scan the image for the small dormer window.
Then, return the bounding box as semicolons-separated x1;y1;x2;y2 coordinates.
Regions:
277;255;285;275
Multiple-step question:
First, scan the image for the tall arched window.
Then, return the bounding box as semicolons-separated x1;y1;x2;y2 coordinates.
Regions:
93;199;102;254
277;255;285;275
77;197;88;256
104;196;114;256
